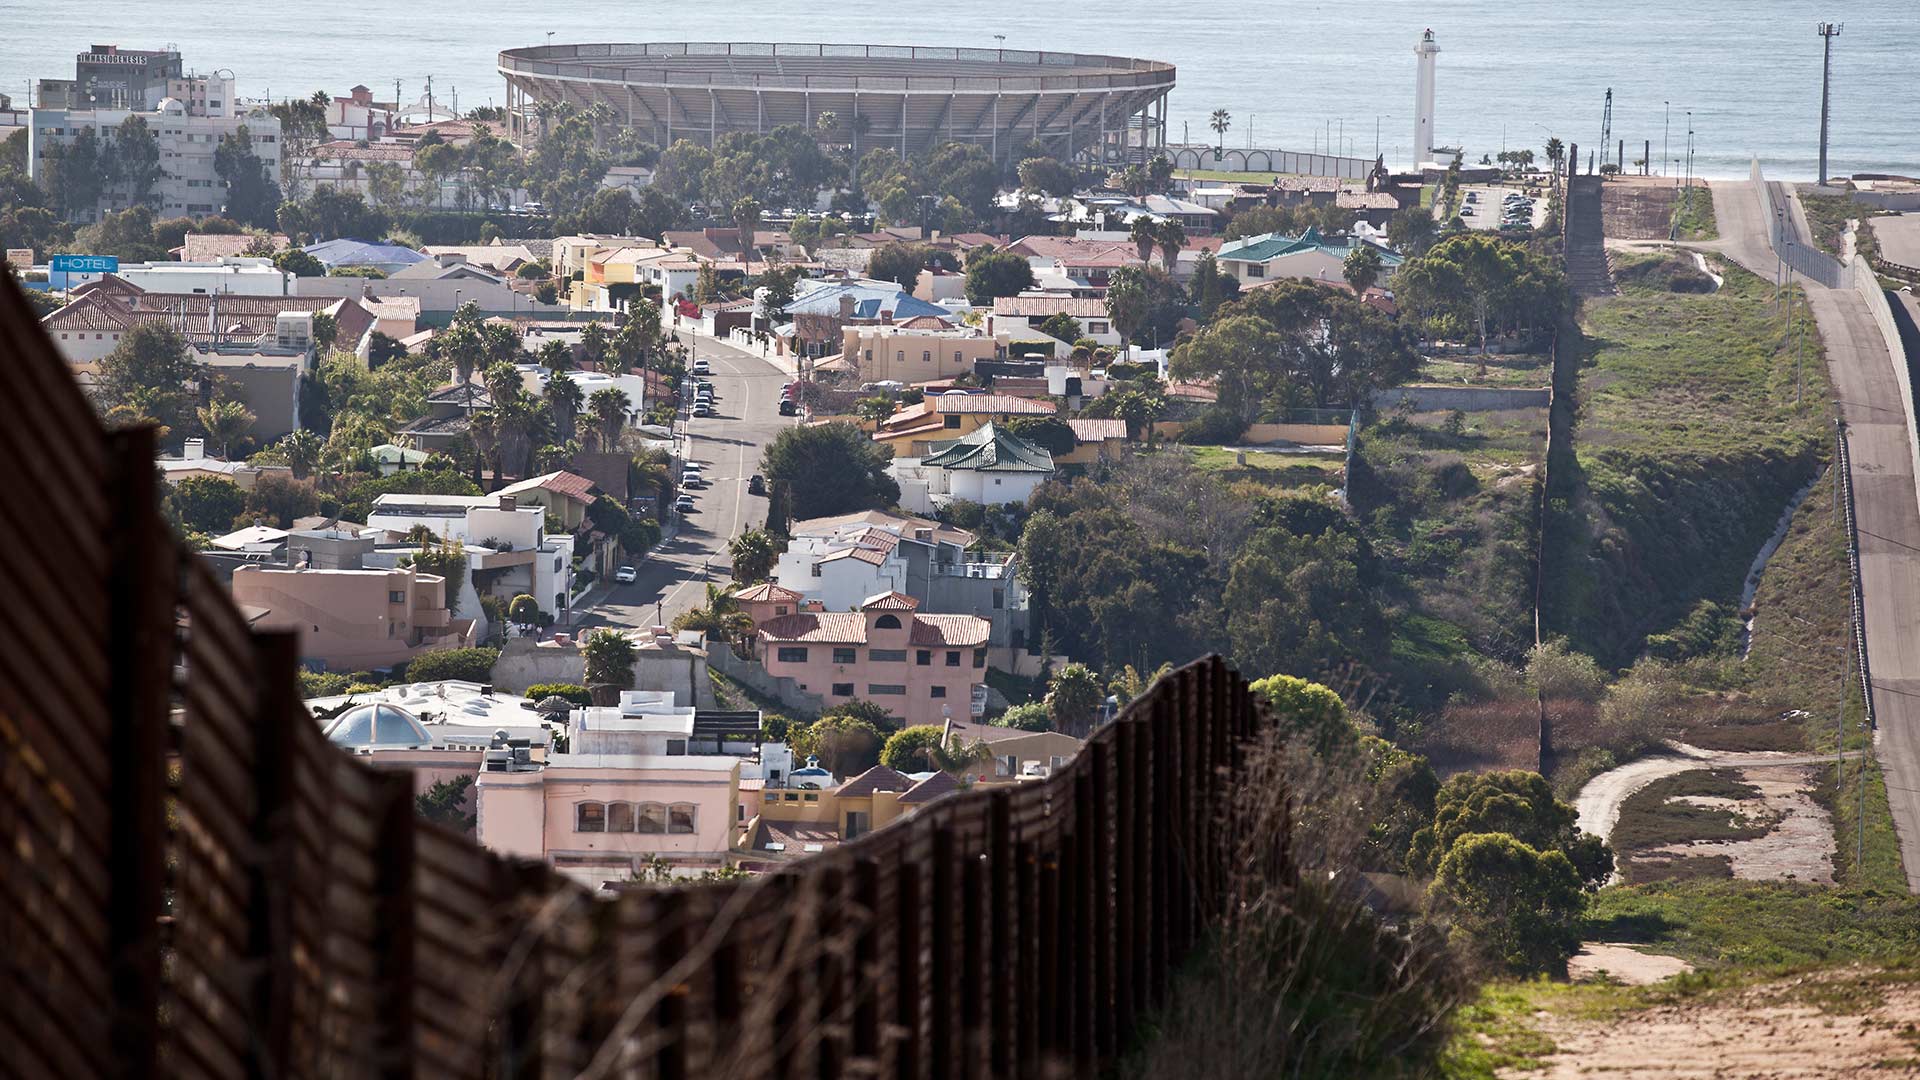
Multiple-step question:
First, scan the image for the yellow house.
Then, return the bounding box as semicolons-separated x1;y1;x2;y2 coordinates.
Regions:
872;392;1057;457
738;764;962;862
1057;418;1130;466
839;322;1007;385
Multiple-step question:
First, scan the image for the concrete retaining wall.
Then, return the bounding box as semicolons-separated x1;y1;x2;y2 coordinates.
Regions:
493;637;714;707
1371;385;1551;413
709;646;824;716
1850;253;1920;511
1753;160;1846;288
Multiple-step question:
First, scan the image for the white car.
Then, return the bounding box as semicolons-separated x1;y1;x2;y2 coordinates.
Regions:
691;359;712;375
614;565;638;584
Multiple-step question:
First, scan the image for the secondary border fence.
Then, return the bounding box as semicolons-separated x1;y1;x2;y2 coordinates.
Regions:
0;276;1283;1076
1834;420;1877;730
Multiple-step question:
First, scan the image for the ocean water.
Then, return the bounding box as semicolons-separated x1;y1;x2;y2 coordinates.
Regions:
1;0;1913;180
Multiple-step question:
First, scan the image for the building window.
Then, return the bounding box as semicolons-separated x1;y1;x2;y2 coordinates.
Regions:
1089;321;1109;334
868;684;907;696
992;588;1005;609
666;739;686;755
832;647;857;665
895;350;905;363
776;646;809;663
811;563;822;577
389;590;406;603
804;793;819;802
832;682;855;697
576;802;606;833
607;803;635;833
931;685;947;699
953;351;963;364
1246;264;1265;278
669;804;697;834
916;649;932;666
945;416;962;429
874;614;902;630
870;648;907;662
922;351;931;362
974;648;987;668
636;803;667;834
775;605;790;615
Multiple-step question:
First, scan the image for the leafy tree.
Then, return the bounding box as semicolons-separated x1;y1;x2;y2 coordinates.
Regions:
1394;233;1567;360
1249;674;1355;759
414;775;476;833
403;647;500;683
759;421;899;520
1103;265;1185;353
331;470;481;523
1129;215;1158;265
1169;313;1285;422
47;124;107;219
1385;208;1439;257
1363;736;1441;872
243;473;319;528
196;398;256;458
94;322;197;438
507;593;541;631
1037;312;1082;343
1154;219;1187;273
278;187;389;243
581;628;637;691
962;246;1036;305
795;713;884;777
110;116;163;208
409;538;468;615
727;528;782;584
166;475;246;534
1407;770;1612;887
1044;662;1104;737
1225;526;1385;683
1188;249;1238;322
868;243;927;291
1427;833;1585;975
274;247;326;277
586;387;631;452
731;195;762;276
80;205;168;261
879;725;948;771
1016;156;1077;198
1003;415;1076;456
213;125;282;228
995;701;1052;732
756;267;800;326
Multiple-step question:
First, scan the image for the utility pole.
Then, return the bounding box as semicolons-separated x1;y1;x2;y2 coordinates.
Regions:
1663;101;1670;178
1599;88;1613;172
426;75;433;121
1816;22;1843;184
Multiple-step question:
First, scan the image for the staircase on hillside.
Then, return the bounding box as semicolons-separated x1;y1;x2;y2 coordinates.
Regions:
1564;175;1615;299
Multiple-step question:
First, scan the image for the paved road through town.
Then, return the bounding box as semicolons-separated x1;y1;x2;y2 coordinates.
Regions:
1708;177;1920;890
574;333;795;634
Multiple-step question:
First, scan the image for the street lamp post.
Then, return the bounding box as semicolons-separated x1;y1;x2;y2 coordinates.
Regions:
1663;101;1670;178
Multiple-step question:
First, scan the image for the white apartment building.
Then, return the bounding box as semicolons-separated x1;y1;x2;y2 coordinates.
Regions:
27;97;282;221
366;493;576;618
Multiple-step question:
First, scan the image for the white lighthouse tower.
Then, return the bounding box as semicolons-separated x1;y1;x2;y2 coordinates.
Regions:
1414;28;1440;168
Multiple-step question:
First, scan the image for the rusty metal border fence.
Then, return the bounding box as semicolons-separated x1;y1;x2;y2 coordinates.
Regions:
0;277;1281;1077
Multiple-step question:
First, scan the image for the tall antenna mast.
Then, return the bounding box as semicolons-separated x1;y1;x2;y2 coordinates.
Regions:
1816;22;1843;184
1599;88;1613;172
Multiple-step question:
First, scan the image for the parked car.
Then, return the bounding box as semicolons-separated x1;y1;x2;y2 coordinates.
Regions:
693;403;716;418
614;565;638;584
691;358;712;375
778;400;798;416
747;474;765;495
674;494;696;513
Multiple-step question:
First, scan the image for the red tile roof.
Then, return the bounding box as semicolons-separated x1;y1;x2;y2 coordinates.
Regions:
1067;418;1129;443
734;582;804;604
861;591;920;611
992;296;1109;319
930;393;1056;416
907;615;991;648
837;765;914;798
757;611;988;647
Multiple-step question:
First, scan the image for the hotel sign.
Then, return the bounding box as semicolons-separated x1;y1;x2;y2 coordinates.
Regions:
51;254;119;273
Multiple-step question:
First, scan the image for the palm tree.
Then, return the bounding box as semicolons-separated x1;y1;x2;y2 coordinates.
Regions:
544;371;583;441
579;322;609;370
1209;108;1232;156
536;338;573;372
1344;245;1384;296
1129;215;1157;266
587;387;631;452
1544;137;1565;175
276;428;323;480
726;529;782;584
581;628;637;702
197;399;256;458
1154;219;1186;273
467;409;500;490
672;584;756;643
1108;662;1174;708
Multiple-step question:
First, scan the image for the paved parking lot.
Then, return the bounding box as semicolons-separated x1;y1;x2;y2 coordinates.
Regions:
1455;182;1549;233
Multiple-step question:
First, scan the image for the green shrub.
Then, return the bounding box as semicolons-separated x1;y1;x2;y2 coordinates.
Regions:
402;647;500;684
1176;407;1250;446
298;669;354;697
525;683;592;706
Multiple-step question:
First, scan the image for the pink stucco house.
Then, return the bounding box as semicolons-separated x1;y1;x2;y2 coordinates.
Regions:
755;591;989;727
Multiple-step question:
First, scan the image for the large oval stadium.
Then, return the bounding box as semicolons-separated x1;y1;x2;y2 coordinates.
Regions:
497;42;1174;166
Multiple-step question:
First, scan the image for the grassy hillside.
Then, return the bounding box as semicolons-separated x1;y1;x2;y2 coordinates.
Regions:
1545;256;1831;666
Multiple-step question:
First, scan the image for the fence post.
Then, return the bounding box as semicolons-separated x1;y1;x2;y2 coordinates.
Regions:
988;793;1013;1079
245;630;303;1080
1014;835;1038;1075
959;835;985;1079
370;771;419;1080
1090;739;1116;1061
894;845;924;1080
929;826;955;1080
1147;689;1172;1005
811;865;844;1080
103;427;171;1080
851;856;882;1067
1072;766;1096;1069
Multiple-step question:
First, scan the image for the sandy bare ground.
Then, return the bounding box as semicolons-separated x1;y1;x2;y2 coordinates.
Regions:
1509;969;1920;1079
1575;746;1857;884
1644;764;1836;884
1567;944;1694;986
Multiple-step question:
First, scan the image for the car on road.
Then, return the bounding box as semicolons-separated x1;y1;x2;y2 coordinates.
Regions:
692;403;715;418
747;474;765;495
674;494;695;513
691;359;712;375
614;565;638;584
778;400;798;416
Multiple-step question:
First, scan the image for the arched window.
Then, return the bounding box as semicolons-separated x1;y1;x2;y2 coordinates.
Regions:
637;803;667;834
669;804;697;834
607;803;635;833
874;614;903;630
576;802;606;833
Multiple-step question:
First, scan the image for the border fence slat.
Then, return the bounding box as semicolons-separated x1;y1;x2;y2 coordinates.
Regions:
0;275;1288;1080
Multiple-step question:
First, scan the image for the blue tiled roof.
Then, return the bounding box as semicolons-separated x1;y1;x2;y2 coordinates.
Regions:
302;238;429;269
